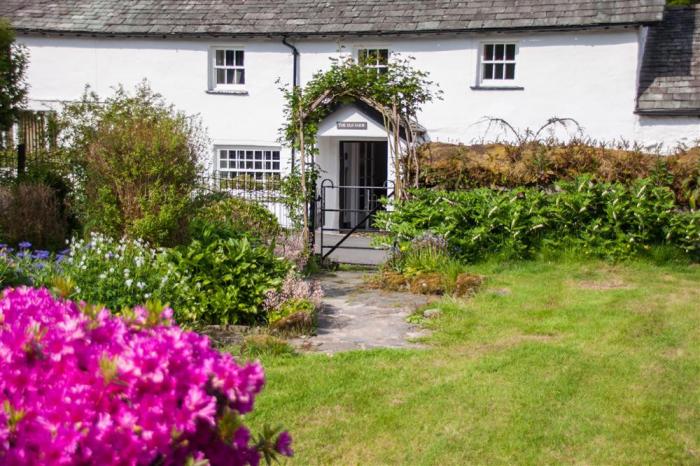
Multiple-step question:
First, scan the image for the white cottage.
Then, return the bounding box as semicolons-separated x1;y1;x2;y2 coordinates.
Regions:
2;0;699;231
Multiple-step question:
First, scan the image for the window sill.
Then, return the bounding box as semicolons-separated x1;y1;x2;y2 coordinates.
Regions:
470;85;524;91
206;89;249;96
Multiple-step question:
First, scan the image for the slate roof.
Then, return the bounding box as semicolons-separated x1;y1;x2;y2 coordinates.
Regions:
637;5;700;116
0;0;666;37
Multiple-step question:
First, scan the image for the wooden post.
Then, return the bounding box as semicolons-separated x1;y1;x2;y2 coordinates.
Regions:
298;115;309;246
17;143;26;176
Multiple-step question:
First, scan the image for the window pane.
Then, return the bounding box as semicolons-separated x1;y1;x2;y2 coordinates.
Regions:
228;150;236;159
484;44;494;60
236;69;245;84
246;151;253;159
226;69;234;84
246;161;253;169
235;50;244;66
220;160;227;169
264;151;272;160
255;151;263;160
358;49;367;63
237;150;245;158
265;161;271;169
506;44;516;61
483;63;493;79
495;44;504;60
216;50;225;66
505;63;515;79
255;161;262;169
495;63;504;79
272;151;280;160
272;162;280;170
216;69;225;84
239;160;246;168
226;50;234;66
219;149;227;159
378;49;389;64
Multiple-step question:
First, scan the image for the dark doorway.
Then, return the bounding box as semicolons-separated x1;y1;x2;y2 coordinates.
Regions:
339;141;388;230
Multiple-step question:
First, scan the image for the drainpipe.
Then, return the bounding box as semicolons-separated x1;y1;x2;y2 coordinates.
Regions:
282;37;299;168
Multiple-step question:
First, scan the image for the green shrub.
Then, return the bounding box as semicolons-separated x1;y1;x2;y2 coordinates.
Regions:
191;196;280;246
60;82;206;246
166;228;289;325
376;177;699;261
46;233;179;312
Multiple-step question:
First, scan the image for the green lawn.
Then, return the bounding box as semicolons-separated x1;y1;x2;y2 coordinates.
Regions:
246;259;700;465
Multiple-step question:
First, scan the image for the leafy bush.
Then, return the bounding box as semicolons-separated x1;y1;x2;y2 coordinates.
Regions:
60;83;207;246
52;233;179;312
0;182;69;250
377;232;482;296
192;196;281;246
166;229;289;325
417;142;700;208
2;231;293;326
0;287;292;464
376;177;700;261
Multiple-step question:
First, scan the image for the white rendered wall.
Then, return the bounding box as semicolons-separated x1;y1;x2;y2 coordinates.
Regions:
19;29;700;171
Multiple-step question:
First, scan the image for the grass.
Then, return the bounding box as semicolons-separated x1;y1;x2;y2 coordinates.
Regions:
244;258;700;465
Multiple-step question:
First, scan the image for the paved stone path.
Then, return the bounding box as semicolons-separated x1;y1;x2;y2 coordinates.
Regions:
291;271;434;353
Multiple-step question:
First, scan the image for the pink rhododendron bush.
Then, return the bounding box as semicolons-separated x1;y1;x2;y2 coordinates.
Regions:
0;287;292;465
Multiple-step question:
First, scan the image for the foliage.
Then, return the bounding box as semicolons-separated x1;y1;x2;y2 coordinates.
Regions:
0;286;292;464
166;229;289;325
192;196;281;246
0;19;28;134
239;334;296;358
376;232;481;296
59;82;207;246
0;181;69;250
376;177;700;261
48;233;181;312
417;141;700;208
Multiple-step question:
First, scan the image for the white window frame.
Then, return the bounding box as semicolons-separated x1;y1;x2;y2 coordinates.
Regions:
208;46;246;92
214;145;282;187
478;42;519;87
357;47;390;75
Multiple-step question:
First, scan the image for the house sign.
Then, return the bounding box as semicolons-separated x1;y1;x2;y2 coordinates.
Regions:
337;121;367;130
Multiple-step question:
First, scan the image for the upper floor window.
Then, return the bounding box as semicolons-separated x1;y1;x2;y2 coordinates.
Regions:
211;48;245;89
480;43;517;83
358;48;389;75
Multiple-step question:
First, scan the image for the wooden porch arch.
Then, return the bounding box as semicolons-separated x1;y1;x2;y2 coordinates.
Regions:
280;56;441;241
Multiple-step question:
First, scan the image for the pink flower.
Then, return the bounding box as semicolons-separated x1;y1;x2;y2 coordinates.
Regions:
0;286;281;465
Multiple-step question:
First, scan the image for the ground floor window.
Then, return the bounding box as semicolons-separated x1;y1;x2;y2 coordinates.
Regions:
216;146;281;189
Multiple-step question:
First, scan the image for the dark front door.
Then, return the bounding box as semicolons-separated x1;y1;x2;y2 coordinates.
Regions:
339;141;388;229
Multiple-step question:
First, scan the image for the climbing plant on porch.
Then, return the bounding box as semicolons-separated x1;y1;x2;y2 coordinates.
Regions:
280;55;441;240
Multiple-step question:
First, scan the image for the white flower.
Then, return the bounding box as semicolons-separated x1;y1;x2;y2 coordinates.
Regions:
144;293;151;299
98;273;107;280
136;281;145;290
125;279;133;287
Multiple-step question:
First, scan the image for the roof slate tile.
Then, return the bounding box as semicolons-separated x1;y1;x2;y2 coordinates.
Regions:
0;0;665;36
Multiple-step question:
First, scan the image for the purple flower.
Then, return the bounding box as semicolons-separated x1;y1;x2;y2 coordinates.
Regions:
0;243;7;249
18;241;32;250
56;254;66;263
31;250;50;260
275;431;294;457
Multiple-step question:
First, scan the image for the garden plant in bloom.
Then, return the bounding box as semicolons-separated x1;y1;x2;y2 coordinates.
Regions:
0;287;292;465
